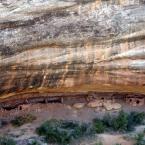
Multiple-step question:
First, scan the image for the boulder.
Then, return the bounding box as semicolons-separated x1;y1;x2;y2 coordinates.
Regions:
112;103;122;110
103;103;113;111
73;103;85;109
87;100;102;108
103;102;122;111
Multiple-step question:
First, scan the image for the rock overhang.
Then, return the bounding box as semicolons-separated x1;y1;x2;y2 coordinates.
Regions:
0;0;145;100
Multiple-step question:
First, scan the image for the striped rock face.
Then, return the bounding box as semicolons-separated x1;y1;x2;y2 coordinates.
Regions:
0;0;145;100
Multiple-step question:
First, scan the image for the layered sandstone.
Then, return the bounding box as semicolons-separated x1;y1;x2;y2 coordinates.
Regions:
0;0;145;100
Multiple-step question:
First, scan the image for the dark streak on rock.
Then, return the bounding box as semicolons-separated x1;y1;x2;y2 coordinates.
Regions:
0;45;15;57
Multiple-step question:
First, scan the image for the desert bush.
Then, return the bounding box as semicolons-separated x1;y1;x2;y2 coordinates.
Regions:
127;112;137;131
28;140;41;145
130;112;145;125
111;111;128;132
95;141;103;145
102;111;145;132
36;111;145;144
93;111;145;133
103;113;112;128
0;136;16;145
11;114;36;127
93;111;129;133
134;132;145;145
36;120;70;144
0;119;8;128
111;111;145;132
127;112;145;131
36;119;94;145
93;119;106;133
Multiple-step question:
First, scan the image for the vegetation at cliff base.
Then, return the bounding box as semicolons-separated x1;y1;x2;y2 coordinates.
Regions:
93;111;145;133
36;111;145;144
95;142;103;145
28;140;41;145
11;114;36;127
134;132;145;145
0;110;144;145
111;111;128;132
93;118;106;133
0;136;16;145
36;119;94;145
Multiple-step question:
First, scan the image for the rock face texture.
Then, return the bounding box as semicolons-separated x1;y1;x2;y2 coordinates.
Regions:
0;0;145;100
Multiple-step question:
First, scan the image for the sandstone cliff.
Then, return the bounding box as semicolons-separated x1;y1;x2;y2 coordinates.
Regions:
0;0;145;100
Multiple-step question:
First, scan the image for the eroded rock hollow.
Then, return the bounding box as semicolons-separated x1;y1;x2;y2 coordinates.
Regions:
0;0;145;102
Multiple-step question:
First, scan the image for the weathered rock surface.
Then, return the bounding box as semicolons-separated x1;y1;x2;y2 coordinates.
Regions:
103;102;122;111
87;100;102;108
73;103;85;109
0;0;145;100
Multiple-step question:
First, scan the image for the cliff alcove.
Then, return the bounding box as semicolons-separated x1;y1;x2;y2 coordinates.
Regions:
0;0;145;108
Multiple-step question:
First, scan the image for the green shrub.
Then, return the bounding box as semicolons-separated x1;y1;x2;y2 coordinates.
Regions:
127;112;137;131
36;111;145;144
93;119;106;133
103;114;112;127
103;111;145;132
28;140;41;145
131;112;145;125
95;141;103;145
134;132;145;145
0;136;16;145
127;112;145;131
36;119;94;145
0;120;8;128
94;111;145;133
11;114;36;127
112;111;128;132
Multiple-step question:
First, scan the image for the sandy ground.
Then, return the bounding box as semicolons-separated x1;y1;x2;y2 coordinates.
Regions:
99;134;133;145
0;103;145;145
